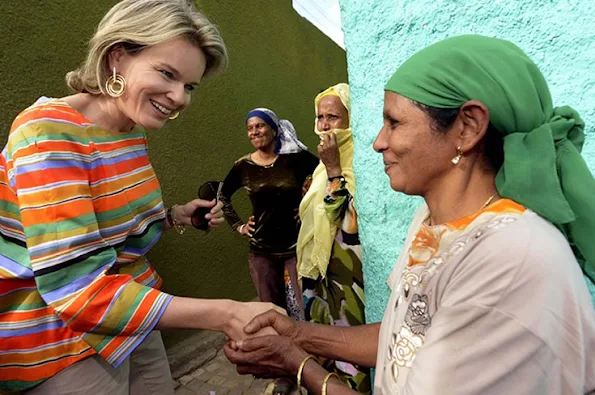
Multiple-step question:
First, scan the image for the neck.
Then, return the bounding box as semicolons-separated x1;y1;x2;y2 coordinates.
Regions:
254;146;277;160
424;165;499;226
63;93;135;132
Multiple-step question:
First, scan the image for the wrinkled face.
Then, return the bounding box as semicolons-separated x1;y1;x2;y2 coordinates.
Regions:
316;95;349;132
246;116;276;150
373;91;454;196
111;37;206;130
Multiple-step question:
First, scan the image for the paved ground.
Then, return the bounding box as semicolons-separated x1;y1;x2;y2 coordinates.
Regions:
173;348;301;395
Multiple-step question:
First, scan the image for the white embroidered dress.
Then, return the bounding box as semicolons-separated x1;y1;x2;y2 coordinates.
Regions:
374;200;595;395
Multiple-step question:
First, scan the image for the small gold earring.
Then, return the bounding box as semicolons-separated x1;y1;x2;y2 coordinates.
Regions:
105;67;126;97
168;112;180;120
451;146;463;165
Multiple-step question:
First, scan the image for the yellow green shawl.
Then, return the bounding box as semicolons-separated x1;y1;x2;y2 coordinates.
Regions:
297;83;355;280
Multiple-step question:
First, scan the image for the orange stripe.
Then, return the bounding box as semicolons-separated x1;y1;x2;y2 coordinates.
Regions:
93;178;160;214
12;103;90;130
21;199;94;227
97;290;160;358
0;306;56;322
0;350;94;381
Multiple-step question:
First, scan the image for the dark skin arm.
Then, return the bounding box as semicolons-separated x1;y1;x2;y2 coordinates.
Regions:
223;310;378;393
224;335;360;395
294;320;380;368
243;310;380;368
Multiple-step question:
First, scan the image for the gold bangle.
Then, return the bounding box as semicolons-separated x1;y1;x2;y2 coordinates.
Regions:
296;354;316;390
322;372;339;395
167;204;186;235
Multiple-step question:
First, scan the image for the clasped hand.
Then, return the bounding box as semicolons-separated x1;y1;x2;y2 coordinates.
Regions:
224;310;309;379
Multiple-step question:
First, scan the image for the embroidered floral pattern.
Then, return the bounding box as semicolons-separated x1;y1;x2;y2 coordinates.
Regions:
388;325;425;382
405;294;432;335
408;226;445;267
382;200;525;393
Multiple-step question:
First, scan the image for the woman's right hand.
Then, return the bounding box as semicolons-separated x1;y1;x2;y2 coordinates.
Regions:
224;334;309;379
245;309;300;340
227;309;301;352
237;215;256;237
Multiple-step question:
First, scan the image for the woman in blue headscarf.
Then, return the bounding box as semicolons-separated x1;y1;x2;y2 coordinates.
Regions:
219;108;319;321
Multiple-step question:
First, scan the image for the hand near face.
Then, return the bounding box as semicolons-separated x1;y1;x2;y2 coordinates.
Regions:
318;132;342;177
224;335;309;379
175;199;224;228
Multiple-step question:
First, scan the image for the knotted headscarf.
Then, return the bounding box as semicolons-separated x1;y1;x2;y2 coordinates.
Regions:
385;34;595;285
297;83;356;279
245;108;306;154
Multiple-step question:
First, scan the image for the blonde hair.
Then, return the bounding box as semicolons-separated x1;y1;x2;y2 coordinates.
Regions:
66;0;228;94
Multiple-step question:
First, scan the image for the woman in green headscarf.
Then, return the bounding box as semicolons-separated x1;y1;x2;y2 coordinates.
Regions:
224;35;595;395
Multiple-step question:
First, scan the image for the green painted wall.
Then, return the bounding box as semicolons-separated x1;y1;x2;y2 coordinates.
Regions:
0;1;347;347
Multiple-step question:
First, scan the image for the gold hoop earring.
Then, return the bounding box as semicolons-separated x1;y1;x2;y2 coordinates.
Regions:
168;112;180;120
105;67;126;98
451;146;463;165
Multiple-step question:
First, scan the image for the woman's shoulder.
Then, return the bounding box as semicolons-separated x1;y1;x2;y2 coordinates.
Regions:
454;209;577;278
477;210;574;265
233;153;252;165
8;97;95;146
11;97;91;132
445;209;591;311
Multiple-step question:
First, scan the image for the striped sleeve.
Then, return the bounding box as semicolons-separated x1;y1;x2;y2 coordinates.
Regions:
5;120;172;367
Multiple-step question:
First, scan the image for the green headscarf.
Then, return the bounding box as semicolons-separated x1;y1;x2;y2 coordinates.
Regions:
385;34;595;285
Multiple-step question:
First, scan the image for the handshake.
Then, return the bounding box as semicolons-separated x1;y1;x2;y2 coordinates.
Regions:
223;304;312;380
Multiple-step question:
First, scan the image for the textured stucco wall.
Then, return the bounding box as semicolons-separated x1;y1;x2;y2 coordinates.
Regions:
340;0;595;323
0;0;347;346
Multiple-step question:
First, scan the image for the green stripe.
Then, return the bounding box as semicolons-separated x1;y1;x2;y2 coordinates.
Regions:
94;191;161;223
8;122;146;152
0;239;29;265
2;301;48;311
93;286;151;350
0;378;46;391
26;212;98;237
36;250;116;293
125;224;162;249
0;200;20;216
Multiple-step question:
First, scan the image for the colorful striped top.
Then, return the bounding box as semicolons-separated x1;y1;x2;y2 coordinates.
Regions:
0;98;173;392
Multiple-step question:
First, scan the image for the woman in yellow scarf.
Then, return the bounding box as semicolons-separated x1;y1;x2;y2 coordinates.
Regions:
297;83;370;393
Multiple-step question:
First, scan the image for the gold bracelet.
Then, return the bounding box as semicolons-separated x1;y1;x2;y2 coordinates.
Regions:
167;204;186;235
321;372;339;395
296;354;316;390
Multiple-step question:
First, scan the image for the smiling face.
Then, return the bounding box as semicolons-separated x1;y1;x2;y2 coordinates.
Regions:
373;91;455;196
110;37;206;130
246;116;276;151
316;95;349;132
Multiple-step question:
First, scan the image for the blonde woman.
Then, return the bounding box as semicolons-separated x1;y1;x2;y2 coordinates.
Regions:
0;1;279;394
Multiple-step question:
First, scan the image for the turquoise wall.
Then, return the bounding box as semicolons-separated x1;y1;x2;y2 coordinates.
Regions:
339;0;595;322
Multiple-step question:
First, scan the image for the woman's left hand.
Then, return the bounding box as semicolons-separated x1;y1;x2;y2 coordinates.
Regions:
223;335;309;379
174;199;225;228
318;132;342;177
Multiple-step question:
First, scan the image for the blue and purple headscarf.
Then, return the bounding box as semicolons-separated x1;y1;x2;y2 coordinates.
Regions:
245;108;307;154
